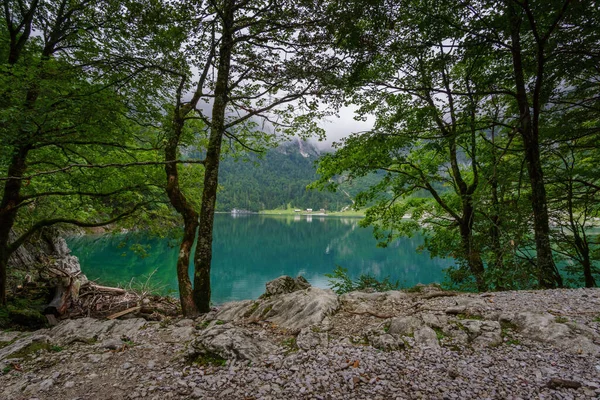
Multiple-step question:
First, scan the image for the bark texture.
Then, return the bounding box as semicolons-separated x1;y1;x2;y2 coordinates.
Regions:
165;98;200;316
193;0;236;313
507;1;562;288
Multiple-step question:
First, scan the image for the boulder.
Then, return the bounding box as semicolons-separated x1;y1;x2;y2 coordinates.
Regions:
50;318;116;345
413;326;440;350
190;324;277;362
48;317;148;345
296;327;328;350
445;297;487;315
421;313;448;330
213;287;339;331
209;300;256;322
108;318;147;341
369;334;403;351
500;312;600;355
340;291;387;304
387;316;423;336
0;334;52;362
261;287;339;331
262;276;311;297
383;290;409;303
164;325;196;342
460;320;502;347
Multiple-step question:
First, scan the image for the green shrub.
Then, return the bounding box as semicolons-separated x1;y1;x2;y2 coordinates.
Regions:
325;266;400;295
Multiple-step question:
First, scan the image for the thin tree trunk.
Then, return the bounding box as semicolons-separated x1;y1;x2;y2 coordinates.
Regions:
193;0;235;313
165;161;199;317
459;218;486;292
582;257;596;288
165;84;200;317
489;184;505;290
0;146;30;304
177;219;199;315
0;249;9;305
506;1;562;288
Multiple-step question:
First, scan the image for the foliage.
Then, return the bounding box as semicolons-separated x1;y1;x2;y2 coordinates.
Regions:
0;0;180;303
217;141;379;212
325;266;400;295
315;0;600;290
190;351;227;367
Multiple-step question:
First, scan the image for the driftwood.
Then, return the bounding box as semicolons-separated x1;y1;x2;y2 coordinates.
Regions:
45;314;59;326
85;283;127;295
422;291;460;300
547;378;582;389
106;306;141;320
44;277;74;318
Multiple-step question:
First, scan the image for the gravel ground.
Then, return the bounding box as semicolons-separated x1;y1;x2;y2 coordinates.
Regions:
1;288;599;400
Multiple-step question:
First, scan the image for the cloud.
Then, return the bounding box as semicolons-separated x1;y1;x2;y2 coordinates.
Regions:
313;105;374;151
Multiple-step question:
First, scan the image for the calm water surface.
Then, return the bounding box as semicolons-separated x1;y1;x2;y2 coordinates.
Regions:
68;214;454;304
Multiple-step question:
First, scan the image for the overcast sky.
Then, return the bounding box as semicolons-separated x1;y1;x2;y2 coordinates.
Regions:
313;105;374;151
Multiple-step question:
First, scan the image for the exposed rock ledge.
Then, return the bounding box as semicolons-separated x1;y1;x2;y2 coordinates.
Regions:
1;276;599;399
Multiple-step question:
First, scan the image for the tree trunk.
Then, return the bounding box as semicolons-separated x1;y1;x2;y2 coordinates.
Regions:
193;0;235;313
488;183;505;290
165;166;199;317
459;220;486;292
573;230;595;288
506;1;562;288
523;140;562;288
0;146;30;304
177;219;199;315
582;257;596;288
165;98;200;317
0;250;9;305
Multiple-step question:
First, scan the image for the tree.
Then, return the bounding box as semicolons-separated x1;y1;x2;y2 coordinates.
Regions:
548;141;599;287
315;0;497;290
316;0;600;290
0;0;178;303
160;0;341;313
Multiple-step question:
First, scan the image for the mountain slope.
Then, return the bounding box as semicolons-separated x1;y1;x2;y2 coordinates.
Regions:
216;140;352;212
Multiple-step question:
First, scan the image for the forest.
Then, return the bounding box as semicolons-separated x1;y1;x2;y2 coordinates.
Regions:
1;0;598;316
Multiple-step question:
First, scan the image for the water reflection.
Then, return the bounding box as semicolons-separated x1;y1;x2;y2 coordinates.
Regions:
68;215;454;304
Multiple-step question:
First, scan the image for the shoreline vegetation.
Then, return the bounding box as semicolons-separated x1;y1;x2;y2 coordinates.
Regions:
258;208;366;217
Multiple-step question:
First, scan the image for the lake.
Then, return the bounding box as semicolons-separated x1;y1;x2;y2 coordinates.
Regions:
68;214;454;304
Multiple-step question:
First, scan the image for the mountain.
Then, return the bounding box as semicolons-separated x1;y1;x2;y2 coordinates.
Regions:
216;139;353;212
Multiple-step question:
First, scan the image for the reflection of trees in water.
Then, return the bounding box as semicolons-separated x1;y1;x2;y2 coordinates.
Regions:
69;215;453;303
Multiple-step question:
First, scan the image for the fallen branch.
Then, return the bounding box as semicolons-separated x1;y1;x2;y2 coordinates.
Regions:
422;291;460;300
547;378;581;389
106;306;141;320
85;283;127;295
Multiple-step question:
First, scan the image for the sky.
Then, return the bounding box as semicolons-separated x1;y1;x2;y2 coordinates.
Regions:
313;105;374;151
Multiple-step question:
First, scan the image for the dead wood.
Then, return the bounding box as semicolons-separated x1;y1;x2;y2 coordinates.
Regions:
421;291;460;300
107;306;142;320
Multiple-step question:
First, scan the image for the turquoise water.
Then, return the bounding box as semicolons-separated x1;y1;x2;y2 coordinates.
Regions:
68;214;454;304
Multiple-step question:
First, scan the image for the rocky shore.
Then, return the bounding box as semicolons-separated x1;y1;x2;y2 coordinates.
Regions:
1;277;599;399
